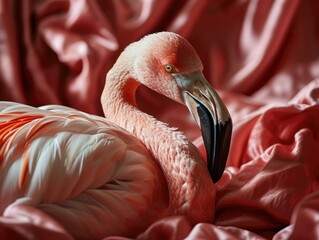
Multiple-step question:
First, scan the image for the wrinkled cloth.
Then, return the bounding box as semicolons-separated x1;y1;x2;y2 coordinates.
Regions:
1;0;319;239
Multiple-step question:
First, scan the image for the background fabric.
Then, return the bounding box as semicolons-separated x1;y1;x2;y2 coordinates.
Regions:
1;0;319;239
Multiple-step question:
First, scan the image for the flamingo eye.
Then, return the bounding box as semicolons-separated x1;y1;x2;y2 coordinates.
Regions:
165;64;175;73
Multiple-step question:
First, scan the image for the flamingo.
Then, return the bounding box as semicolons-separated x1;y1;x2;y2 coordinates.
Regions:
0;32;232;239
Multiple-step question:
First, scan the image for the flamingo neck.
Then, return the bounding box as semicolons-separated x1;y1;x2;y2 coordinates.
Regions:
101;63;215;223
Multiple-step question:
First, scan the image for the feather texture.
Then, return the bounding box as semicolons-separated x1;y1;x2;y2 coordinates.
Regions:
0;102;167;238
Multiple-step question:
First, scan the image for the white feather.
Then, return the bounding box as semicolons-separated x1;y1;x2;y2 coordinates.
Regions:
0;102;165;239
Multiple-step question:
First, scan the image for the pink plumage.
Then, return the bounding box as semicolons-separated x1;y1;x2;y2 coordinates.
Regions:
0;32;231;239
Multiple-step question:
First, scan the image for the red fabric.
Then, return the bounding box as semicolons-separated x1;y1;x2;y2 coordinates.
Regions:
1;0;319;239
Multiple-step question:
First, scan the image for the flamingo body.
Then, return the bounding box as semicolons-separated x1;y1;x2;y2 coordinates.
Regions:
0;102;167;238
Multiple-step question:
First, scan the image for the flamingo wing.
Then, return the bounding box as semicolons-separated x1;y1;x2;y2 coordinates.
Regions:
0;102;167;239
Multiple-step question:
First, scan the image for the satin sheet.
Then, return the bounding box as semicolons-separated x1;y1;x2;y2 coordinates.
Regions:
1;0;319;239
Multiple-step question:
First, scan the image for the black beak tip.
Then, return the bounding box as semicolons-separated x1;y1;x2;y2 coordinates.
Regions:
196;100;232;183
209;120;232;183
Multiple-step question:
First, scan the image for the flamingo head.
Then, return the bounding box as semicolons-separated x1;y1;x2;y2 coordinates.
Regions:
126;32;232;183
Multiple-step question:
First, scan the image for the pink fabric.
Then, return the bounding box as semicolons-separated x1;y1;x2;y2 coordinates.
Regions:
0;203;73;240
1;0;319;239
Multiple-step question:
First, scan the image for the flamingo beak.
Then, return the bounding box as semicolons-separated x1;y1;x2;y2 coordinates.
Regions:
174;71;232;183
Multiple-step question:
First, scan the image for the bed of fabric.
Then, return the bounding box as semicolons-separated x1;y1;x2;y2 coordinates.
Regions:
1;0;319;239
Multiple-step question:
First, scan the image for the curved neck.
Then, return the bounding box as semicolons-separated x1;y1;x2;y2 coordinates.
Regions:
101;63;215;222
